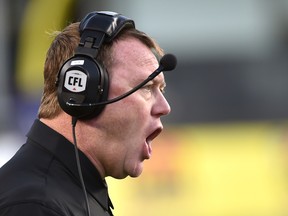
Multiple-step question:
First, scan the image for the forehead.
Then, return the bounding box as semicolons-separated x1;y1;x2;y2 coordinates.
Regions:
110;37;162;81
112;37;158;67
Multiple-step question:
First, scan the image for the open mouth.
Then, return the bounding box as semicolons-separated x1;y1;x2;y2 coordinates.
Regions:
146;127;163;145
143;127;163;159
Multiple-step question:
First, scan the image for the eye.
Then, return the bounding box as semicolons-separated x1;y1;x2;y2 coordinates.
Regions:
142;82;153;92
160;87;165;94
141;81;166;96
142;84;153;92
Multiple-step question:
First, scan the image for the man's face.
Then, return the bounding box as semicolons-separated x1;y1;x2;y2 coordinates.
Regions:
88;37;171;179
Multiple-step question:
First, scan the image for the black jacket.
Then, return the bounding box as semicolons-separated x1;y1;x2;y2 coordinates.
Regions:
0;119;114;216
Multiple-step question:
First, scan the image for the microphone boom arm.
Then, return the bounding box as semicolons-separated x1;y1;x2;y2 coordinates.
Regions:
66;53;176;107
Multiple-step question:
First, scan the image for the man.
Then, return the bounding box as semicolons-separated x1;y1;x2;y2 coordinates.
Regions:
0;11;175;216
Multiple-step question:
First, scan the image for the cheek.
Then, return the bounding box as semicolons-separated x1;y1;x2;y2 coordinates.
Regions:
119;101;147;134
125;99;151;128
114;96;149;120
101;99;147;138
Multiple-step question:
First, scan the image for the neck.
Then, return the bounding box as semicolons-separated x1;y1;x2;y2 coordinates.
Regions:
40;114;106;179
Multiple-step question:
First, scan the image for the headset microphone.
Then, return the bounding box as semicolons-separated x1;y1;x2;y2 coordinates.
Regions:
66;53;177;108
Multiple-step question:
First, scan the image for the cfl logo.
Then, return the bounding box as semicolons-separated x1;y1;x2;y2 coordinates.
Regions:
64;70;87;92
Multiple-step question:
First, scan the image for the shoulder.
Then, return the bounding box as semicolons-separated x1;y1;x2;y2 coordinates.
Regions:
0;145;82;215
0;179;86;216
0;179;68;215
0;201;64;216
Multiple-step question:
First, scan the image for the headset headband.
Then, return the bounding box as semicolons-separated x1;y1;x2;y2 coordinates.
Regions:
76;11;135;58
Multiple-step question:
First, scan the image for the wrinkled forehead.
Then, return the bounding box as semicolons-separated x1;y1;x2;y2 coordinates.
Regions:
111;37;159;69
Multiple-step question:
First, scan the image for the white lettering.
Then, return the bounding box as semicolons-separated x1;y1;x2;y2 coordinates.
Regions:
64;70;87;92
71;60;84;65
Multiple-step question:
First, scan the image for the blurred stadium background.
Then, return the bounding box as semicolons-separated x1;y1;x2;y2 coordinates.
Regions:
1;0;288;215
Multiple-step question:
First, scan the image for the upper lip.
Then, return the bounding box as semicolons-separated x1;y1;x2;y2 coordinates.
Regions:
146;126;163;143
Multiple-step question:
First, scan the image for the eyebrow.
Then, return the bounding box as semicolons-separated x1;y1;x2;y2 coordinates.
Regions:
130;68;166;89
146;77;166;88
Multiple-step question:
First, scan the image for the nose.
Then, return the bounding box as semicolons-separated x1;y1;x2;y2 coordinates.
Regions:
152;91;171;117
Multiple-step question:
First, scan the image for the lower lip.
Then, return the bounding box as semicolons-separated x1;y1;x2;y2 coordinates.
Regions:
144;140;152;159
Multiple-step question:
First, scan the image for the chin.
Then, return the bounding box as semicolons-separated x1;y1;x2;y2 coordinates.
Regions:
129;173;142;178
111;168;143;179
129;165;143;178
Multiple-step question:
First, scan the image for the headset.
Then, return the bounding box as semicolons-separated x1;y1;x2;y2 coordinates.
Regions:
56;11;135;119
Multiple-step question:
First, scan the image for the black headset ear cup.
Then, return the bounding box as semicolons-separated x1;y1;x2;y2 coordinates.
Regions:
57;55;109;119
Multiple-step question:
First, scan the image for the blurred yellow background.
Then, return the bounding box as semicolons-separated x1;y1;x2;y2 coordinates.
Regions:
108;121;288;216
